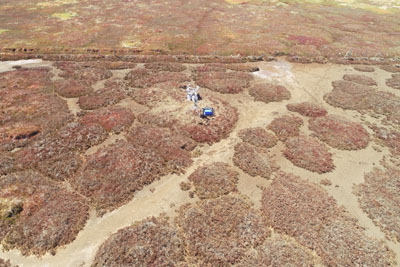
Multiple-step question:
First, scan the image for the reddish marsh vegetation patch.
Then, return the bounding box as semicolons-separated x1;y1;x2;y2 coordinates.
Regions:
386;74;400;90
136;88;238;144
195;64;258;73
58;66;112;86
125;69;189;88
0;170;88;256
286;102;327;118
176;195;270;266
233;142;277;179
71;141;165;213
237;234;317;267
15;122;107;181
249;83;291;104
267;115;303;142
0;258;12;267
144;62;186;72
92;216;184;267
0;68;53;90
309;115;369;150
188;162;239;199
354;66;375;72
343;74;377;86
238;127;278;148
54;79;93;98
79;106;135;134
261;172;395;267
55;61;137;70
372;127;400;155
194;71;253;94
78;81;127;110
354;167;400;243
0;69;72;151
379;65;400;73
73;124;195;213
127;125;196;174
325;80;400;125
284;135;335;174
324;80;375;110
224;64;259;72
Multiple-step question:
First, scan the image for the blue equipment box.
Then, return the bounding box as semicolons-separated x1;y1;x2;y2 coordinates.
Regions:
202;108;214;116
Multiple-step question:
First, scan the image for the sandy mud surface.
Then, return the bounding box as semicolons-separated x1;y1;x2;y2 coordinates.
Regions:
0;59;399;266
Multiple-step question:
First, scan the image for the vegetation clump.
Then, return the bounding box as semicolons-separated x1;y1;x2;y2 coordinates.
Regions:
236;234;317;267
127;125;196;174
309;115;369;150
286;102;327;117
0;170;89;256
354;166;400;242
144;62;186;72
0;69;72;151
238;127;278;148
58;66;112;85
79;106;135;134
188;162;239;199
261;172;395;267
249;83;291;104
267;115;303;142
284;135;335;174
15;122;107;181
92;216;185;267
343;74;377;86
386;74;400;90
379;65;400;73
125;69;188;88
54;79;93;98
71;141;165;213
372;126;400;155
325;80;400;125
354;66;375;72
176;195;270;266
194;71;253;94
233;142;277;179
78;81;127;110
